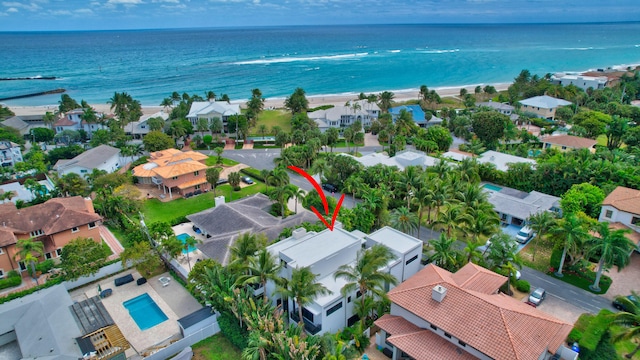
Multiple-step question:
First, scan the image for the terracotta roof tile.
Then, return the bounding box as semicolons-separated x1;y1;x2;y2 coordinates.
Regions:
540;135;597;149
602;186;640;215
152;160;208;178
177;177;208;190
450;262;507;293
53;117;77;126
388;264;573;360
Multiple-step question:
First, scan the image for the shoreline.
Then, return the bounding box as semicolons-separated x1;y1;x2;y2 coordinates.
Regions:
7;82;512;116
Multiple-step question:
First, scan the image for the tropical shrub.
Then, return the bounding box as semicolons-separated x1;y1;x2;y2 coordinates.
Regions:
0;271;22;290
217;312;248;350
515;279;531;293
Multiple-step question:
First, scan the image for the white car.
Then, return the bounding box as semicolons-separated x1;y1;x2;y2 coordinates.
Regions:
515;226;534;243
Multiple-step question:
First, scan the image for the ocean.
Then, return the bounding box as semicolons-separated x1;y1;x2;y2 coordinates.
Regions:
1;23;640;107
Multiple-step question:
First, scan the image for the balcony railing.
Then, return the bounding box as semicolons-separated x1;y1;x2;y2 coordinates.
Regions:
289;312;322;335
151;176;163;185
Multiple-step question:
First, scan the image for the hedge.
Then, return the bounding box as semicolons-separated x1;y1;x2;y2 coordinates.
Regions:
515;279;531;293
579;309;614;352
217;312;248;350
0;276;63;305
0;271;22;290
240;167;265;182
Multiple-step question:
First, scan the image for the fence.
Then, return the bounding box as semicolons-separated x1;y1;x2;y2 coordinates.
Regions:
62;262;125;291
140;322;220;360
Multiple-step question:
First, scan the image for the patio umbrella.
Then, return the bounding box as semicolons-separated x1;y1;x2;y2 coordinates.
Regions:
97;284;102;293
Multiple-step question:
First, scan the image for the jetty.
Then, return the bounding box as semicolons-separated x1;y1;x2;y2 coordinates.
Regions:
0;76;57;81
0;88;65;101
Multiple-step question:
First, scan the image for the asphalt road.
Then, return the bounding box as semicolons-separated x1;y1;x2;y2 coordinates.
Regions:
520;266;616;314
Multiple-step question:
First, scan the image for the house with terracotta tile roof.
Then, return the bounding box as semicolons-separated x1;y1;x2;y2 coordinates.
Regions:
375;263;577;360
132;148;210;199
0;196;102;277
599;186;640;252
519;95;572;121
54;108;108;136
540;134;598;153
265;226;423;335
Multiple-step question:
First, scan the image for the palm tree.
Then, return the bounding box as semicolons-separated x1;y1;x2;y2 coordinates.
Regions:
206;167;221;197
527;211;557;262
228;171;242;188
334;245;397;323
550;214;590;277
464;207;500;243
587;223;633;291
433;204;470;238
14;238;44;282
427;233;459;271
268;166;290;187
182;235;201;272
377;91;394;113
278;266;331;327
609;291;640;359
389;207;419;235
80;106;98;138
160;97;173;112
310;159;329;184
236;249;282;302
269;184;296;218
343;176;364;208
293;187;305;213
229;232;266;273
43;111;57;130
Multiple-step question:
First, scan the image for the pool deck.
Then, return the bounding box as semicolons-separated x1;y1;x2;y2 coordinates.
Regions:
172;223;207;273
69;269;202;356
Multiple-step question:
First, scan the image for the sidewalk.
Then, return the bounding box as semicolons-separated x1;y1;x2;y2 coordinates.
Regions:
100;225;124;261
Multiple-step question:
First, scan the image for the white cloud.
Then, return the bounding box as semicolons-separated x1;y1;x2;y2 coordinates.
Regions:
2;2;41;11
107;0;143;4
6;7;17;12
50;9;72;15
152;0;180;3
75;8;94;14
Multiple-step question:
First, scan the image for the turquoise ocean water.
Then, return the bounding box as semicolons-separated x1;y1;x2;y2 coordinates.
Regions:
1;23;640;106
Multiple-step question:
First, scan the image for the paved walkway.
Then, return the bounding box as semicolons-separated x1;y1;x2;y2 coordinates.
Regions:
100;225;125;260
603;251;640;300
363;133;381;148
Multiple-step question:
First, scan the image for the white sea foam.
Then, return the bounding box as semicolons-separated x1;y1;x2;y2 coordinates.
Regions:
418;49;460;54
233;53;368;65
389;50;401;53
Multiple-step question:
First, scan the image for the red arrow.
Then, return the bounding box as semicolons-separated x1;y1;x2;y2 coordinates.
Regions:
288;165;344;231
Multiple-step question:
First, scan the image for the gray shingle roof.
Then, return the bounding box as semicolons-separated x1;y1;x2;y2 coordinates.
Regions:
488;189;560;221
54;144;120;172
187;193;319;264
519;95;572;109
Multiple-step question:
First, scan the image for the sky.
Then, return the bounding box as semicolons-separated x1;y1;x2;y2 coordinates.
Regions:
0;0;639;31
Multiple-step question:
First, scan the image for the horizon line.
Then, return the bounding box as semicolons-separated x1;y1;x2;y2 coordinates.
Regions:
1;20;639;34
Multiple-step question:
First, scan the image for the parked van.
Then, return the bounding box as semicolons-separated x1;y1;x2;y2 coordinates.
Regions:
515;226;534;243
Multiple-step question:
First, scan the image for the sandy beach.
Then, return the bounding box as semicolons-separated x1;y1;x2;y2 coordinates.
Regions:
7;83;511;116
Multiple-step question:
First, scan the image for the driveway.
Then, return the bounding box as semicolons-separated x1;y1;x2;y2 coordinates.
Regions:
535;293;585;324
603;251;640;300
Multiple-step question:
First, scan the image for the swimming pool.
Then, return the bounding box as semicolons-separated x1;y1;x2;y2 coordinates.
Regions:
483;183;503;192
122;293;168;330
176;233;196;253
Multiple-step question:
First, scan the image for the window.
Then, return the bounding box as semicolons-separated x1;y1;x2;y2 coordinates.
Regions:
405;254;418;265
444;332;452;339
302;307;314;322
194;171;199;176
632;217;640;225
326;302;343;317
19;261;27;271
430;324;437;331
0;269;4;278
30;229;44;237
195;185;201;190
458;340;467;347
72;226;79;233
347;296;352;303
605;210;613;219
88;222;97;229
0;248;3;255
45;252;52;259
356;290;362;298
172;176;178;180
561;146;567;150
80;169;87;173
56;248;62;257
281;260;287;268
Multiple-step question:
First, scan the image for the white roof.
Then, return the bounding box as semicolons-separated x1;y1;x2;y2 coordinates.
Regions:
442;151;471;162
270;227;362;268
367;227;422;254
342;150;438;170
519;95;572;109
478;150;536;172
187;101;240;118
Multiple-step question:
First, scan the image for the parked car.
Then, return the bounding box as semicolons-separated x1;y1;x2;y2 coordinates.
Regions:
321;183;338;192
612;295;638;312
216;178;228;185
241;176;254;184
515;226;534;243
528;288;546;306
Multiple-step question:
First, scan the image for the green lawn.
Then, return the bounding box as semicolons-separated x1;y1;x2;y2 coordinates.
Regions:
596;134;607;147
205;157;239;167
192;334;241;360
141;182;266;224
254;109;292;134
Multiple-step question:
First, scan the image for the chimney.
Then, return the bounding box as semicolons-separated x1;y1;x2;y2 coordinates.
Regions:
292;228;307;240
214;196;225;207
432;285;447;303
84;197;95;213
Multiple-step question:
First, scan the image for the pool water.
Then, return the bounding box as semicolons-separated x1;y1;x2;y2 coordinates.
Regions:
122;293;168;330
483;183;503;192
176;233;197;254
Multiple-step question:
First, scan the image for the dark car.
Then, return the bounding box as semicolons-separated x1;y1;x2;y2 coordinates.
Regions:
216;178;228;185
321;183;338;192
612;295;638;312
241;176;254;184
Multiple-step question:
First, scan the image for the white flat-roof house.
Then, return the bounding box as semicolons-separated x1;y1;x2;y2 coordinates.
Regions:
265;226;423;335
551;73;608;91
54;108;109;136
186;101;240;131
477;150;536;172
53;144;121;177
308;100;380;132
519;95;572;121
0;141;23;167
